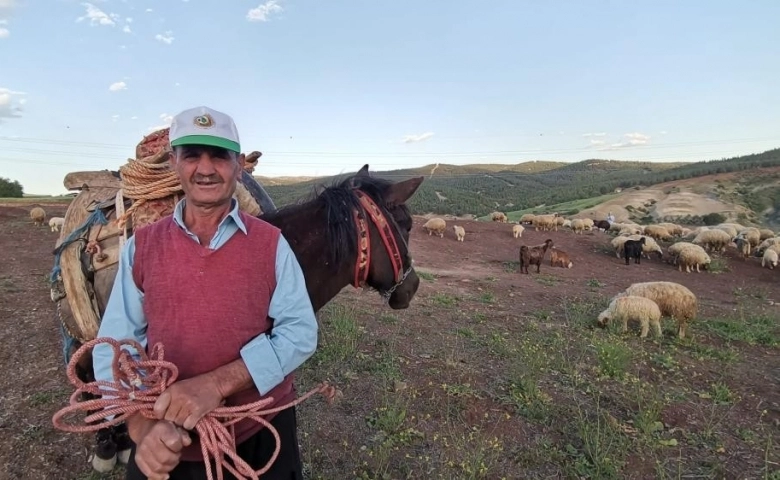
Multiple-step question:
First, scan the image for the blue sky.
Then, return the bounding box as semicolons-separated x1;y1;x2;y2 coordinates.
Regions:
1;0;779;194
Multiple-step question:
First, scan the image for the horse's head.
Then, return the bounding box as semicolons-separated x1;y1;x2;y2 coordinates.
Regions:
343;165;424;309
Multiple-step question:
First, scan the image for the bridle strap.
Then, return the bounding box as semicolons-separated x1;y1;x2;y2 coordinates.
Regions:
351;190;405;289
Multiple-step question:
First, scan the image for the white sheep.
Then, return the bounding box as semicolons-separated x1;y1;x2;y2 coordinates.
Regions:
49;217;65;232
597;295;663;338
615;281;698;339
676;244;711;273
762;248;778;270
692;229;732;253
643;225;673;241
512;224;524;238
571;219;586;235
452;225;465;242
519;214;536;224
423;218;446;237
759;229;775;241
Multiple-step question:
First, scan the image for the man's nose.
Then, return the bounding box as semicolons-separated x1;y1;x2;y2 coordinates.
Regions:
195;153;217;174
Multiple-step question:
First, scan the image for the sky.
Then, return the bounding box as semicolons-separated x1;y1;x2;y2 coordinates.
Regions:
1;0;779;195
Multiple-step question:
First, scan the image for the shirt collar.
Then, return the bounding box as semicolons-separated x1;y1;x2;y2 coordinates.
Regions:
172;197;248;235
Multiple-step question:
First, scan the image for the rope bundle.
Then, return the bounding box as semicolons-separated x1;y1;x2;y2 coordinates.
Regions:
52;337;338;480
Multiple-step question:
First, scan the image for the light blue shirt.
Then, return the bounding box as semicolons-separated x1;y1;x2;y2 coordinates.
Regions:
92;198;318;396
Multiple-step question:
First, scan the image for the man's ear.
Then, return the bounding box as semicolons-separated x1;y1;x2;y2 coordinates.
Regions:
168;150;178;168
236;153;246;177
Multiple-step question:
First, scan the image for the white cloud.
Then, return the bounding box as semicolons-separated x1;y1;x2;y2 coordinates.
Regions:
111;114;120;121
582;132;607;137
130;115;138;120
660;130;668;135
155;31;173;44
126;17;133;23
77;3;117;26
0;0;15;9
402;132;434;143
0;27;8;38
108;81;127;91
0;87;25;123
123;24;131;33
247;0;283;22
589;139;606;146
145;8;153;12
147;113;173;132
587;132;652;150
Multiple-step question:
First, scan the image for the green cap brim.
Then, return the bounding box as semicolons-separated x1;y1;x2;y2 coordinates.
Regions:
171;135;240;153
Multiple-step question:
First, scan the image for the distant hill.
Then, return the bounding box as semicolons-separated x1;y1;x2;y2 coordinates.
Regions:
257;148;780;225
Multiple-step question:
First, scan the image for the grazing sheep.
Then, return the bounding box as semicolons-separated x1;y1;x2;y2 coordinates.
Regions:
562;219;572;228
624;237;646;265
570;218;586;235
692;229;732;253
49;216;65;232
714;225;738;240
550;248;573;268
581;218;595;231
30;207;46;226
519;238;554;274
452;225;465;242
759;229;775;241
762;248;778;269
594;220;611;232
519;214;536;224
657;223;684;237
491;211;508;223
643;225;673;242
755;237;780;256
512;224;524;238
666;242;697;264
597;296;662;338
608;222;625;234
676;244;711;273
616;281;698;338
423;217;446;237
619;225;643;236
533;214;558;231
740;227;761;248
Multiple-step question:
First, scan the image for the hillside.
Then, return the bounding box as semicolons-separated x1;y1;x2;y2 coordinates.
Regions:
259;148;780;222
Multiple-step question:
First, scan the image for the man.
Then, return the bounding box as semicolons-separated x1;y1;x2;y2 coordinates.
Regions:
92;106;318;480
607;211;616;224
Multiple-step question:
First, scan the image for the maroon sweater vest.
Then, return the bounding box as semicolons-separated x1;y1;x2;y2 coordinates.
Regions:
132;211;295;462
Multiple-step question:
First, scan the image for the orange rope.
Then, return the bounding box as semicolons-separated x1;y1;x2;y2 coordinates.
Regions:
52;337;338;480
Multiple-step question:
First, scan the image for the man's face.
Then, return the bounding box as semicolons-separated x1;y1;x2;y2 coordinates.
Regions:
170;145;246;208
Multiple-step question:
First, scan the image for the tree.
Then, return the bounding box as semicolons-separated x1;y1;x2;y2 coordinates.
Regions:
0;177;24;198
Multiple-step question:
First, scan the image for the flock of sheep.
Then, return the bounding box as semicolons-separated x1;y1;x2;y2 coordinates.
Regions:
28;206;65;232
422;210;779;340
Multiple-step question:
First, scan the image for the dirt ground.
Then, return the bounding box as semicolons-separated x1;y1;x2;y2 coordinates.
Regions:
1;203;779;479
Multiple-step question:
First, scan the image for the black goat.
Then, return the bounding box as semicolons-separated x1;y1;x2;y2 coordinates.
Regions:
624;237;646;265
594;220;611;232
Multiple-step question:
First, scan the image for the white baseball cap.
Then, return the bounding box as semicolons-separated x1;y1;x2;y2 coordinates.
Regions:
169;106;241;153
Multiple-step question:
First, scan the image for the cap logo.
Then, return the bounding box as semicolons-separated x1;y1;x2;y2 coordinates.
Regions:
193;114;214;128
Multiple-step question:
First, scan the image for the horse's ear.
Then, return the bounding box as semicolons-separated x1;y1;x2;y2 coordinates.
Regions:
314;184;326;196
384;176;424;207
356;164;370;177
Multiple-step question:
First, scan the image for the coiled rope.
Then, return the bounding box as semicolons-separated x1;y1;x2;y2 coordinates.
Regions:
52;337;338;480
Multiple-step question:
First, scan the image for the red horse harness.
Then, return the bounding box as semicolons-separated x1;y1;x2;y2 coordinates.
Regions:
351;190;406;289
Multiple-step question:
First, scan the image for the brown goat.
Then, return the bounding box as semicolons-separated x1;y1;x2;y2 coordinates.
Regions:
519;238;554;274
550;247;573;268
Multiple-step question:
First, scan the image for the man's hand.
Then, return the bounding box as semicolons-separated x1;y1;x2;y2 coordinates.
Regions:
133;420;192;479
153;373;224;430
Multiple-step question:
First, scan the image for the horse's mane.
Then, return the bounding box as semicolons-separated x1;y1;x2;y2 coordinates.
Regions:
264;173;406;268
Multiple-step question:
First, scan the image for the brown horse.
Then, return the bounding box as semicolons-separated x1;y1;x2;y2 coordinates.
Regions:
53;164;424;471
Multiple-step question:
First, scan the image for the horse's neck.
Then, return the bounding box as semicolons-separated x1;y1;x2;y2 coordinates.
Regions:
263;206;353;313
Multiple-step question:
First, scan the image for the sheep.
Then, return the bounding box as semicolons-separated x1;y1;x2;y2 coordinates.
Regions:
512;224;524;238
762;248;778;270
571;219;586;235
597;295;663;338
519;238;554;274
562;219;572;228
692;229;732;253
616;281;698;338
666;242;697;263
755;237;780;256
713;225;738;240
608;222;625;235
423;217;446;237
519;214;536;224
759;229;775;241
581;218;595;231
49;217;65;232
657;223;684;237
624;237;646;265
491;211;508;223
452;225;465;242
533;214;558;231
612;234;663;260
550;247;573;268
643;225;673;242
30;207;46;226
619;225;643;236
676;244;711;273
